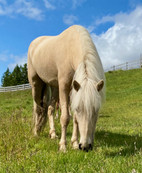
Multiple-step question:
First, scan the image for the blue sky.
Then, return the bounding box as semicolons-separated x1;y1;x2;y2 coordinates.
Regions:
0;0;142;85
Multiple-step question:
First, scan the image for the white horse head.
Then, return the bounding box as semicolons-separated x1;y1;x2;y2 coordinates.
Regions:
71;53;105;151
71;77;104;151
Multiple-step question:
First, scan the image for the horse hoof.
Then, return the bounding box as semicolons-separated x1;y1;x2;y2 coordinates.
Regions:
59;144;66;152
33;129;40;137
50;132;58;139
72;141;79;150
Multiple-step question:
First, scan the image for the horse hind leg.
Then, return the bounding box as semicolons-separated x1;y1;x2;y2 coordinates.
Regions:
32;78;48;136
48;87;59;139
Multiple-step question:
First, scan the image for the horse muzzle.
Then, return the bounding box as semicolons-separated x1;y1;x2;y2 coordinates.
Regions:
79;143;93;152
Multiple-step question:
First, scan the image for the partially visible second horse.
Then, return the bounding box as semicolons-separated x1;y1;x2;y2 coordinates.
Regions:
28;25;105;151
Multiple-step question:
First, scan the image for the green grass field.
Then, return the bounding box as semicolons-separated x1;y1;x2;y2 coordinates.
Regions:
0;69;142;173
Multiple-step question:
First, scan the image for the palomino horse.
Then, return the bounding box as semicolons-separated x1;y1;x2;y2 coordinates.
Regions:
28;25;105;151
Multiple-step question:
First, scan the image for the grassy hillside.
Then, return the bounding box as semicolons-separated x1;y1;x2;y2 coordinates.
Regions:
0;69;142;173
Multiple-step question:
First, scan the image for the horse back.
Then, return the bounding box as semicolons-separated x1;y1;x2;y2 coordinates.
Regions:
28;25;90;87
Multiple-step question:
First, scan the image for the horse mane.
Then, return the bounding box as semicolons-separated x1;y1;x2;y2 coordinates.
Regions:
70;26;105;119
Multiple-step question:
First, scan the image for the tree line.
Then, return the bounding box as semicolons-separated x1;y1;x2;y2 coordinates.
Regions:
1;64;28;87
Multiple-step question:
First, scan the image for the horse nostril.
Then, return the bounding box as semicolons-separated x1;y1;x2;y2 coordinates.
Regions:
83;147;88;152
89;144;93;150
79;144;92;151
79;144;82;150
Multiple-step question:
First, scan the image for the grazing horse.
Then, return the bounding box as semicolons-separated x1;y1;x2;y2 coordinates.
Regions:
28;25;105;151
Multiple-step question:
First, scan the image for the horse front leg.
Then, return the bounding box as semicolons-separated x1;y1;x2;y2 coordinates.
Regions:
71;112;79;149
59;83;70;152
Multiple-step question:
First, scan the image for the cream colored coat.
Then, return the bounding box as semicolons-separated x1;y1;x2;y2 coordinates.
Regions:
28;25;105;151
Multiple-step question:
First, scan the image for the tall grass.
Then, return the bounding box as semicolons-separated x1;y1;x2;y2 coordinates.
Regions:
0;69;142;172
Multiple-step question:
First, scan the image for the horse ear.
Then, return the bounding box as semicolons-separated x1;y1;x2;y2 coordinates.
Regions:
73;80;80;92
96;79;104;92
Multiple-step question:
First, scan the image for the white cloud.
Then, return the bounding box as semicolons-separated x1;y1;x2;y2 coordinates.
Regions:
72;0;86;9
0;0;6;5
0;51;9;62
43;0;87;10
90;6;142;70
8;54;27;71
43;0;56;10
0;0;43;20
63;14;78;25
0;51;27;71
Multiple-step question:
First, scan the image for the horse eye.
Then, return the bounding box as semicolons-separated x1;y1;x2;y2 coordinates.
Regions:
76;108;80;113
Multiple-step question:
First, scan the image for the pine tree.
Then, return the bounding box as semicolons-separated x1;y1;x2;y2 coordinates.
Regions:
11;65;22;85
21;63;28;84
1;64;29;87
1;68;12;87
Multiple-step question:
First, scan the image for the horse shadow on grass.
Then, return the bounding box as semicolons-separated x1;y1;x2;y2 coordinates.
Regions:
95;130;142;157
66;116;141;156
